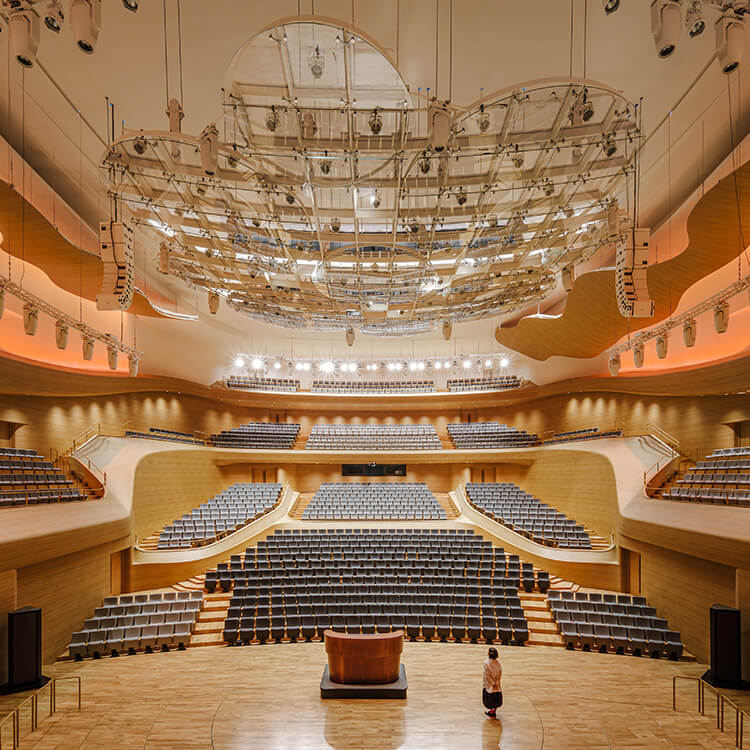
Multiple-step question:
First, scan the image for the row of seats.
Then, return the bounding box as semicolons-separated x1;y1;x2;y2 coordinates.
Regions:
447;422;539;449
548;591;683;658
301;482;446;520
305;424;442;451
67;591;203;659
446;376;522;392
465;482;592;548
157;482;282;549
543;427;623;445
311;380;435;394
0;447;87;507
211;528;549;647
124;428;205;445
210;422;300;449
226;376;300;392
664;446;750;506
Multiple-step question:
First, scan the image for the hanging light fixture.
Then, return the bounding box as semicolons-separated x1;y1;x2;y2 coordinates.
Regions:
82;336;95;361
107;345;119;371
55;320;69;350
23;305;39;336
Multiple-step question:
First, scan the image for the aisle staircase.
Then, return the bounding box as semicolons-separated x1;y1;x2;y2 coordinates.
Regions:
522;592;564;647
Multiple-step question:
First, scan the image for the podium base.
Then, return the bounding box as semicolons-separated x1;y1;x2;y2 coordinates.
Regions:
320;664;407;699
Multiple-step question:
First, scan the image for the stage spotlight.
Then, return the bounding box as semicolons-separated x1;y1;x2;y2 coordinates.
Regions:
603;0;620;15
683;318;697;347
128;355;139;377
309;44;324;79
409;219;420;234
273;361;281;370
10;8;41;68
23;305;39;336
387;362;396;372
462;359;472;369
442;320;452;341
602;137;617;157
393;362;402;372
409;361;418;371
302;362;311;371
434;361;442;370
714;300;730;333
320;361;334;373
349;362;358;373
716;12;745;73
370;190;381;208
651;0;681;59
199;124;219;175
265;107;279;132
251;357;263;370
132;136;147;155
44;1;64;33
685;1;705;37
320;159;332;175
368;108;383;135
418;151;431;174
122;0;138;11
633;343;645;368
82;336;95;360
107;345;118;371
370;362;378;371
443;361;452;369
70;0;101;54
477;104;490;133
234;356;245;368
295;362;304;371
500;357;509;368
55;320;69;350
208;292;220;315
484;359;493;368
656;334;668;359
608;354;621;376
417;361;425;371
456;188;467;206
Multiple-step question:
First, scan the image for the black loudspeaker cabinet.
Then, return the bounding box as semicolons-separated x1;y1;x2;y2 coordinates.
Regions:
703;604;748;690
1;606;49;694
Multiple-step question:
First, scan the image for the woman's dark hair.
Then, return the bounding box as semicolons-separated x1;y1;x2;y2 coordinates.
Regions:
488;647;498;659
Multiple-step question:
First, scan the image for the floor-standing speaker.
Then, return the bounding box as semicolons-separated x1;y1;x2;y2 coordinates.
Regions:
0;606;49;694
703;604;749;690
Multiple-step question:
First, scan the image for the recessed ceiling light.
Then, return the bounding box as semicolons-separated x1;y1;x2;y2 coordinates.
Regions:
463;359;472;369
500;357;509;367
234;356;245;368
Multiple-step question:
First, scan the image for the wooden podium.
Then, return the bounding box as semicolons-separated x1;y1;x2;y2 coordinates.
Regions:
320;630;407;698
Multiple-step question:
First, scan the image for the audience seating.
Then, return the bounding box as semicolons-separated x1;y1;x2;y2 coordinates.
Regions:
548;591;683;659
302;482;446;520
217;528;544;647
67;591;203;659
305;424;442;451
446;376;522;392
447;422;539;449
124;427;205;445
465;482;591;549
0;447;87;507
665;446;750;506
226;376;300;393
311;380;435;394
157;482;282;549
543;427;623;445
210;423;300;449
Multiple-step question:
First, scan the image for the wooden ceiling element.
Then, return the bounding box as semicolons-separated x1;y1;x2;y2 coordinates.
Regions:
0;182;162;318
495;160;750;359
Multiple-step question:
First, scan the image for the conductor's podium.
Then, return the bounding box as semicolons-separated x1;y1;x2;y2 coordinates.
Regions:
320;630;408;699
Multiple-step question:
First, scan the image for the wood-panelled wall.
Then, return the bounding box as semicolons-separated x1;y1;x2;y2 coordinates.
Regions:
620;535;739;665
132;452;252;539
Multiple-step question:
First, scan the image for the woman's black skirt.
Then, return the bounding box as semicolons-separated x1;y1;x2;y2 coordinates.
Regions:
482;689;503;709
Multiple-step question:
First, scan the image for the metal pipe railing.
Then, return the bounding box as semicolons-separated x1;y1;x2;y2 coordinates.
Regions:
0;675;81;750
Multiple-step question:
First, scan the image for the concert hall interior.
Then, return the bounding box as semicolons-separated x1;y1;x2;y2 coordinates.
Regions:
0;1;749;748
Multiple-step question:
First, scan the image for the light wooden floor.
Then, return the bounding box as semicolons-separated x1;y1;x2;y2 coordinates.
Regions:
2;643;740;750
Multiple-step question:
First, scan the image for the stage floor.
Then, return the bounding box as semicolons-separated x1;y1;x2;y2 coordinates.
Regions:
2;643;740;749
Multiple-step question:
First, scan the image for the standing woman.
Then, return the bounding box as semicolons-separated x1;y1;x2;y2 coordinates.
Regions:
482;647;503;718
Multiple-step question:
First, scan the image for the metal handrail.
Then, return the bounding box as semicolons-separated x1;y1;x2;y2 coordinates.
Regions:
672;674;749;748
0;676;81;750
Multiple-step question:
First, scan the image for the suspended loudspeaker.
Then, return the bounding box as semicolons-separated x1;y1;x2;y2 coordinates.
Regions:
608;355;621;376
107;346;118;371
23;305;38;336
345;327;355;347
561;266;574;292
633;344;645;368
199;124;219;175
82;337;95;361
159;243;170;274
683;318;697;347
655;334;668;359
714;301;729;333
442;320;452;341
208;292;220;315
128;355;139;377
55;320;69;350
